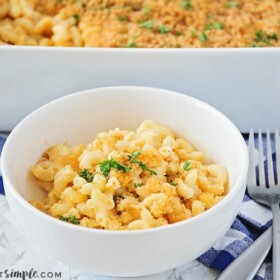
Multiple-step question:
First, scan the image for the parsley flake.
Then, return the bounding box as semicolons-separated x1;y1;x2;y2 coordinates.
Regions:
205;23;213;31
205;22;223;31
59;216;80;224
119;15;128;21
158;25;170;34
183;161;192;171
181;0;191;10
134;182;144;188
169;181;178;187
227;2;238;8
72;14;80;25
214;22;224;30
175;31;183;36
128;151;157;175
142;7;151;15
191;30;197;38
99;158;131;177
254;30;278;45
267;33;278;41
79;169;94;182
249;41;261;48
126;41;137;48
199;32;208;42
255;30;264;42
140;20;154;29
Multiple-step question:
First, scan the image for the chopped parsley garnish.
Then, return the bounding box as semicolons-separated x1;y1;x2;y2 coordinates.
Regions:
128;151;141;160
128;151;157;175
169;181;178;186
119;15;128;21
267;33;278;41
227;2;238;8
79;169;94;182
205;22;223;30
158;25;170;34
183;161;192;171
204;22;224;30
213;22;224;30
199;32;208;42
181;0;191;10
191;30;197;38
59;216;80;224
99;158;131;177
140;20;154;29
134;182;144;188
142;7;151;15
175;31;183;36
72;14;80;24
126;41;137;48
249;42;261;48
205;23;213;31
255;30;264;42
254;30;278;45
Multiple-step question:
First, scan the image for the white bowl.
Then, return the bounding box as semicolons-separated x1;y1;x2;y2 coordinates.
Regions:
1;86;248;277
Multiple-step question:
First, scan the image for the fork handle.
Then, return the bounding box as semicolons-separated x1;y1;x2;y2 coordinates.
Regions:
271;203;280;280
217;227;272;280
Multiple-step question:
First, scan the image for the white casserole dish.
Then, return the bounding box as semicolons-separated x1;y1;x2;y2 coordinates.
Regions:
0;46;280;131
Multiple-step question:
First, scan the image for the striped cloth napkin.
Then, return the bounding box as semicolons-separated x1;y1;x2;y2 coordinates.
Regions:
0;134;273;280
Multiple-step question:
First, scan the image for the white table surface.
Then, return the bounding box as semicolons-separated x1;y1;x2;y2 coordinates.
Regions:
0;195;219;280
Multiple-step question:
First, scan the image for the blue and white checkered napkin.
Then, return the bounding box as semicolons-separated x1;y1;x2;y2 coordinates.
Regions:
0;134;273;279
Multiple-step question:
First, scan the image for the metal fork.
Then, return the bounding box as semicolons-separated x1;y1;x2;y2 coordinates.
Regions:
248;128;280;280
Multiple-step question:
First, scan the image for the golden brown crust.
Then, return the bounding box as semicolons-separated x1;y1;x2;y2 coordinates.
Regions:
0;0;280;47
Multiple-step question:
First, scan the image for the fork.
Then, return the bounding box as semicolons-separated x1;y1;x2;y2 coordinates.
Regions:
248;128;280;280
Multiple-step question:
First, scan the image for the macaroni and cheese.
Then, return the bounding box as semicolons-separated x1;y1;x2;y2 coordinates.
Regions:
30;120;229;230
0;0;279;48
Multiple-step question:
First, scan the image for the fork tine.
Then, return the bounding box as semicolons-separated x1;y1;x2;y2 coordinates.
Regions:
275;128;280;184
247;128;257;186
258;129;266;186
266;128;275;187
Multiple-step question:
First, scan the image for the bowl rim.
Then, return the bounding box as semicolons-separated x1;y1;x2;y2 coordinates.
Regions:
1;85;249;236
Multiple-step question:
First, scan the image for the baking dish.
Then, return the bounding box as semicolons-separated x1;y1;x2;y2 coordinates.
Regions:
0;46;280;131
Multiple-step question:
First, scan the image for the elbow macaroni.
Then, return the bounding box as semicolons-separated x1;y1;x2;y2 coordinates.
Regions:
0;0;280;48
30;120;229;230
